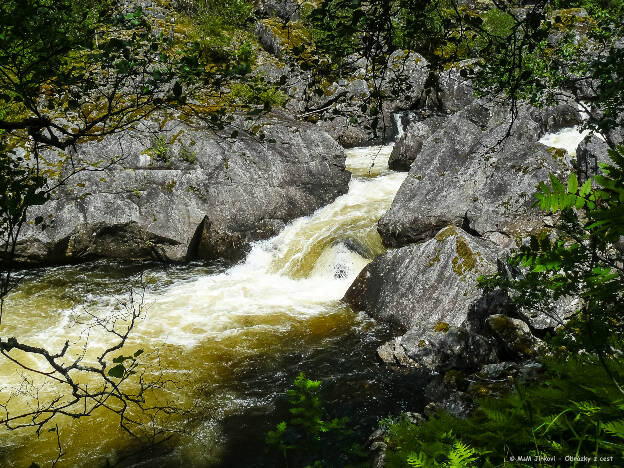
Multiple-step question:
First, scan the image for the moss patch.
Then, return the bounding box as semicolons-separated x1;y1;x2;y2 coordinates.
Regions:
452;236;479;277
434;225;459;242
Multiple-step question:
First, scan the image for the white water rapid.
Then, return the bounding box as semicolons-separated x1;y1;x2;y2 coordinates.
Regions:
539;126;591;156
0;143;407;467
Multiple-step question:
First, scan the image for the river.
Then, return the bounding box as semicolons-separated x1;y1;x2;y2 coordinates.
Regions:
0;144;422;467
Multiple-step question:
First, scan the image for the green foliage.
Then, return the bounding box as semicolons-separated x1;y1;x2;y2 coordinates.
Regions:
190;0;255;63
266;372;365;467
148;135;172;166
193;0;254;33
0;147;48;241
230;41;256;76
466;0;624;135
107;349;143;379
482;8;515;40
304;0;456;73
384;356;624;467
230;80;289;111
480;146;624;355
0;1;182;149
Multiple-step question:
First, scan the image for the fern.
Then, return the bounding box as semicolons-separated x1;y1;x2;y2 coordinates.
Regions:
406;452;427;467
384;355;624;468
446;441;479;467
603;419;624;438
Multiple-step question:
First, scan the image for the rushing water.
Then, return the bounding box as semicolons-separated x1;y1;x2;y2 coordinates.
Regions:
0;144;417;467
539;125;591;156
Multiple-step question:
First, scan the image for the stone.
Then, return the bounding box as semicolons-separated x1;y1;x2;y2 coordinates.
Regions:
376;337;417;367
399;326;498;372
255;0;301;21
427;62;477;113
423;383;474;418
343;226;500;331
378;100;578;248
388;116;446;171
486;314;545;359
575;133;610;182
13;112;350;265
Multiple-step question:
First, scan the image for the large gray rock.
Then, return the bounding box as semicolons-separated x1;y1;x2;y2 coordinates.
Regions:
255;0;300;20
400;326;498;372
575;133;613;182
388;115;446;171
343;225;500;331
424;63;477;114
13;113;350;265
378;100;579;247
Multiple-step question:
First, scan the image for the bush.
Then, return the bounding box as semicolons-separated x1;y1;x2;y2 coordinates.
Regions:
191;0;255;62
266;372;367;467
384;355;624;467
148;135;171;166
230;80;289;110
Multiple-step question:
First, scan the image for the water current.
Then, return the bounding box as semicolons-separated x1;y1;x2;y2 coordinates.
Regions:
0;144;423;467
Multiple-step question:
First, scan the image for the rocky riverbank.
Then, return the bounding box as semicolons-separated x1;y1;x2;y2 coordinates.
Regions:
13;112;349;265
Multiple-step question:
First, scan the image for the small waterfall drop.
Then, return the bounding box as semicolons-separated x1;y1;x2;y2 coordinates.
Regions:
0;143;408;467
539;126;591;157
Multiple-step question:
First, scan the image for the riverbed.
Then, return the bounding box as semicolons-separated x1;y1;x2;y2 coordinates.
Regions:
0;145;423;467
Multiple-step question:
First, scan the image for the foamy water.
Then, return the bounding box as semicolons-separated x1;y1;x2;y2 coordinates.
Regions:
539;126;591;156
0;144;407;467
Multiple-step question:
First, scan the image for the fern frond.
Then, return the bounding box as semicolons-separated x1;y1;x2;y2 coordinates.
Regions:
447;441;479;468
603;419;624;439
406;451;428;467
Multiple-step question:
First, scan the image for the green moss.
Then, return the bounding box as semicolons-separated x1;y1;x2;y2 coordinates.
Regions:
434;321;450;333
546;147;567;160
163;179;176;192
428;246;442;267
263;18;314;59
187;185;206;201
434;225;459;241
452;236;479;276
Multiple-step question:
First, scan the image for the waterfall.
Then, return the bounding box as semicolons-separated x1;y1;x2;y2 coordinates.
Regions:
0;144;407;467
539;126;591;157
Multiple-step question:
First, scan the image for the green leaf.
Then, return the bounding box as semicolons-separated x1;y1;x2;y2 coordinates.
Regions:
567;172;578;195
108;364;125;378
134;349;144;357
579;178;592;196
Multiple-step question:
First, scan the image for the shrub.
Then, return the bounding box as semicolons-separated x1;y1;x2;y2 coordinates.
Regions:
384;355;624;467
148;135;171;166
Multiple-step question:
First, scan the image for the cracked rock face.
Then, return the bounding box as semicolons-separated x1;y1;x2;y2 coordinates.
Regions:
377;100;580;248
343;226;500;331
486;314;545;359
12;113;350;265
